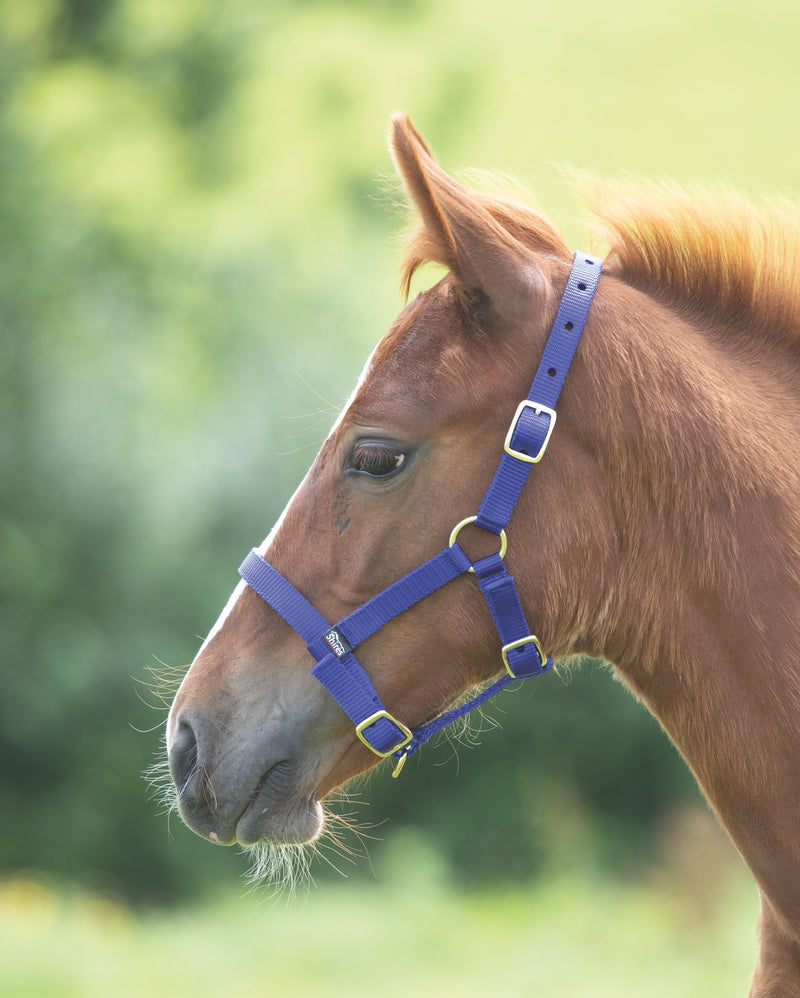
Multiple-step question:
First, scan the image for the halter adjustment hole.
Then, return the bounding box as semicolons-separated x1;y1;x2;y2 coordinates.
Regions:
547;367;556;377
577;282;587;291
564;321;574;331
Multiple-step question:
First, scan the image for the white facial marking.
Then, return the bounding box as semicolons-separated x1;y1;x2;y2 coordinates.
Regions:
329;343;378;434
166;476;309;748
192;578;248;661
188;471;312;668
170;341;378;741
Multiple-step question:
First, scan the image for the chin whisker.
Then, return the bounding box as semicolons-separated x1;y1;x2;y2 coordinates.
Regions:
240;789;381;899
242;842;315;904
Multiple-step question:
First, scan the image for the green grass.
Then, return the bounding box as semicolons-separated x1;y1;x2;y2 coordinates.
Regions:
0;863;757;998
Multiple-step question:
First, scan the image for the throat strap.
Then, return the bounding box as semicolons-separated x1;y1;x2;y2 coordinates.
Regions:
238;252;602;775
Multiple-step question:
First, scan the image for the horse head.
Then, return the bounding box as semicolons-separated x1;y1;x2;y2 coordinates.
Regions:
165;116;615;849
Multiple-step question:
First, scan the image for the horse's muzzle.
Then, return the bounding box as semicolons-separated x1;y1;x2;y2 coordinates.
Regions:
167;707;324;846
167;712;236;843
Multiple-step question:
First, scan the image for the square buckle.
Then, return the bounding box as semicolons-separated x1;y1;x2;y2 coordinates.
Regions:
501;635;545;677
504;400;557;464
355;710;413;758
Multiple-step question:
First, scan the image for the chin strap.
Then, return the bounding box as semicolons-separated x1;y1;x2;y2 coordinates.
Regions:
239;252;602;776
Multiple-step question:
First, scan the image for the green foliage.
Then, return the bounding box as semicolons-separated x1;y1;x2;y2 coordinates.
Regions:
1;0;798;904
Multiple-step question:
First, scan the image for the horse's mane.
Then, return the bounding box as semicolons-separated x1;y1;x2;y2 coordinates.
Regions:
401;177;800;343
591;179;800;342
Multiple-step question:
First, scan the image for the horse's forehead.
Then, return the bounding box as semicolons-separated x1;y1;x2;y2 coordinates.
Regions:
350;281;472;413
379;280;462;360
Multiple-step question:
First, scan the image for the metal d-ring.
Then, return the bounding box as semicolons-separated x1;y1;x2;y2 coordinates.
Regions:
448;515;508;573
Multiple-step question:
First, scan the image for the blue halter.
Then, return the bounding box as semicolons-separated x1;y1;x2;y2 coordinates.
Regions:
239;252;602;776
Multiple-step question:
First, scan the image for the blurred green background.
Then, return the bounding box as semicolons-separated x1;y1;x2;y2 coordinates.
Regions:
3;0;798;993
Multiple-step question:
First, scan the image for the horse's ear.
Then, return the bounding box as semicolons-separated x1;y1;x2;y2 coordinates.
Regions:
390;113;543;307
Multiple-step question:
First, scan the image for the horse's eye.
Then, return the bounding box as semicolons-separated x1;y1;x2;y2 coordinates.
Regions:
350;443;407;478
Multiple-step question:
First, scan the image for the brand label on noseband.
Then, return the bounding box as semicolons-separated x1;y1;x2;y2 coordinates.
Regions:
323;628;352;659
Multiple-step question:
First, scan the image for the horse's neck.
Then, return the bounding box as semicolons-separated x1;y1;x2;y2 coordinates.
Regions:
593;290;800;673
586;285;800;931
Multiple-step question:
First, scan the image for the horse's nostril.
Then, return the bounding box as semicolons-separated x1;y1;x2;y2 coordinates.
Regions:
168;718;199;792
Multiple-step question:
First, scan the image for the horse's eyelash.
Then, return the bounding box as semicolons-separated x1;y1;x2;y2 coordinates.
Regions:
351;445;405;474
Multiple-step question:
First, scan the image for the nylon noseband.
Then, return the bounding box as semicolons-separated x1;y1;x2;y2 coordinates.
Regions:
239;252;602;776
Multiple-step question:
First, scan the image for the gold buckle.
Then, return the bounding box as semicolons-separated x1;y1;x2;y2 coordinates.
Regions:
355;710;413;758
504;401;557;463
501;635;545;677
448;516;507;574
